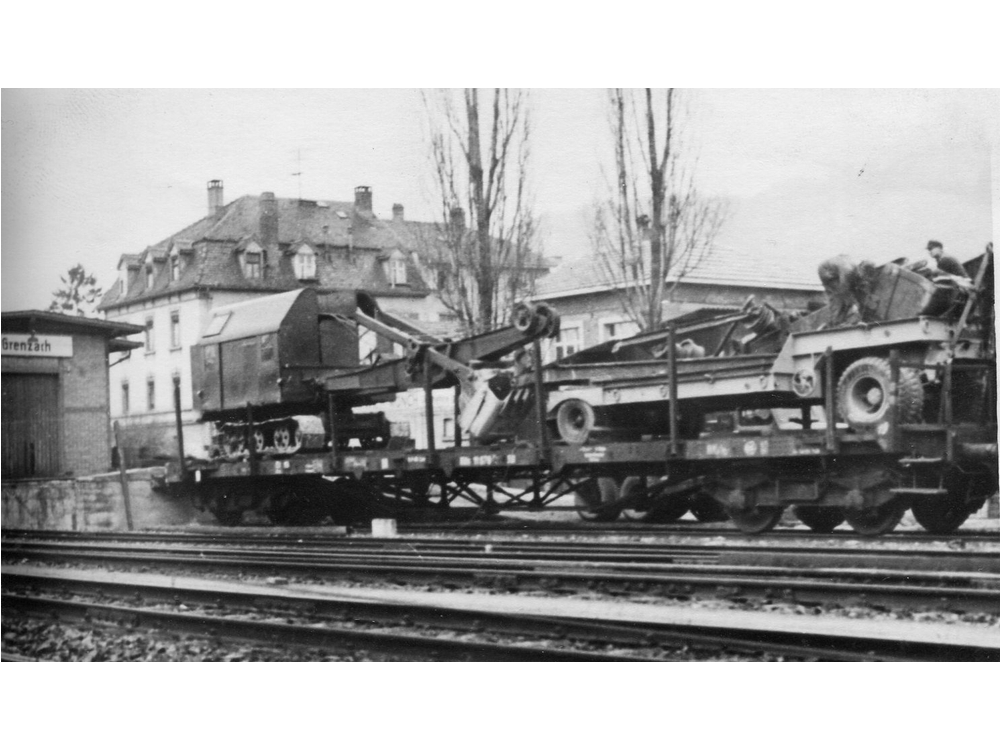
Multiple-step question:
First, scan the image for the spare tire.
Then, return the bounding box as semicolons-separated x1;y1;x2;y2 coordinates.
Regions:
836;356;923;430
556;399;596;444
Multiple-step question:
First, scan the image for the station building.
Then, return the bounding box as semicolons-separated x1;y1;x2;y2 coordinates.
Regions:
1;311;144;479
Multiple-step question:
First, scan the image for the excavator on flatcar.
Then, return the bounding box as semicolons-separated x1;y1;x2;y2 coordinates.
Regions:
190;287;559;459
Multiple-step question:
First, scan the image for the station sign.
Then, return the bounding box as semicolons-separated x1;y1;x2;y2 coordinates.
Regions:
1;334;73;358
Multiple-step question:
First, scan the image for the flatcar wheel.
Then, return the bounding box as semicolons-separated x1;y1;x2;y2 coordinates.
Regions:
644;482;690;523
575;478;622;522
727;506;783;534
620;476;654;521
689;493;728;522
844;499;906;536
621;476;681;522
793;506;845;533
910;497;971;534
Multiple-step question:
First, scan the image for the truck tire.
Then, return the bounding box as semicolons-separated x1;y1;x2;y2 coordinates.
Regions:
556;399;596;444
836;356;923;430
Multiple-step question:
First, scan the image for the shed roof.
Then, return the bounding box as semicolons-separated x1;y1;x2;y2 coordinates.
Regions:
1;310;145;337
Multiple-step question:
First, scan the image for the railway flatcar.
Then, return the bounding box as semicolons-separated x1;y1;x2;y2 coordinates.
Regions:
168;245;996;536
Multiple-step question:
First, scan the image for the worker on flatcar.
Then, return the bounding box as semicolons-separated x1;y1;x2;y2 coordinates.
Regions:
925;240;970;278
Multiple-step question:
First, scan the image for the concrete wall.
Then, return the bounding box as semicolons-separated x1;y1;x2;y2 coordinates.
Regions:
1;469;198;531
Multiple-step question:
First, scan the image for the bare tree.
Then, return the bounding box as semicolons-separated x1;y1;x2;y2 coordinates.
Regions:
48;263;104;317
422;89;540;335
591;88;726;332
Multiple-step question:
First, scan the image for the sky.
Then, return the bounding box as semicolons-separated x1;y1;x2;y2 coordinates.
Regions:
1;88;996;312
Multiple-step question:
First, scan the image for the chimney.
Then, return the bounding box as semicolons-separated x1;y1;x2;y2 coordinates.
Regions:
354;185;373;213
259;192;279;249
207;179;224;217
449;206;466;232
392;203;404;222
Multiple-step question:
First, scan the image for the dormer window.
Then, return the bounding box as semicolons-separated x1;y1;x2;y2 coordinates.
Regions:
293;244;316;280
239;241;264;280
169;245;184;282
245;252;261;279
145;264;155;290
387;250;407;287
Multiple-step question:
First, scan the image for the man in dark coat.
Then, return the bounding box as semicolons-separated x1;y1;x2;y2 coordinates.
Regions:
926;240;969;278
817;254;862;325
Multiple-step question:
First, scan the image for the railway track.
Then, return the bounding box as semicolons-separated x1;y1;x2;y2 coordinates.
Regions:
5;566;998;661
4;530;1000;614
7;519;998;546
5;528;1000;572
393;519;1000;544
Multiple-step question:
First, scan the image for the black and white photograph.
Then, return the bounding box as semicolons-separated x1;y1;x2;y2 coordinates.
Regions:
3;85;996;675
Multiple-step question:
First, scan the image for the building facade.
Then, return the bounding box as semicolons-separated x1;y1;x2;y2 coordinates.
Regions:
532;247;826;361
99;181;462;461
2;311;143;478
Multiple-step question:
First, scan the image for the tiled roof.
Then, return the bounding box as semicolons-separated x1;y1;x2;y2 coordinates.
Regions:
99;193;437;311
533;245;824;300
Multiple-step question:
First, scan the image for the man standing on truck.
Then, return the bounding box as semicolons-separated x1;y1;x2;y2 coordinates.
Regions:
926;240;970;277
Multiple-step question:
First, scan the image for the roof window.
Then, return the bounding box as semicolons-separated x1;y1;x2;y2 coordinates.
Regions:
203;312;231;338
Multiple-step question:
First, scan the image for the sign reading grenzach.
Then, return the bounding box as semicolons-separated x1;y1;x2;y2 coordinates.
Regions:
2;334;74;358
